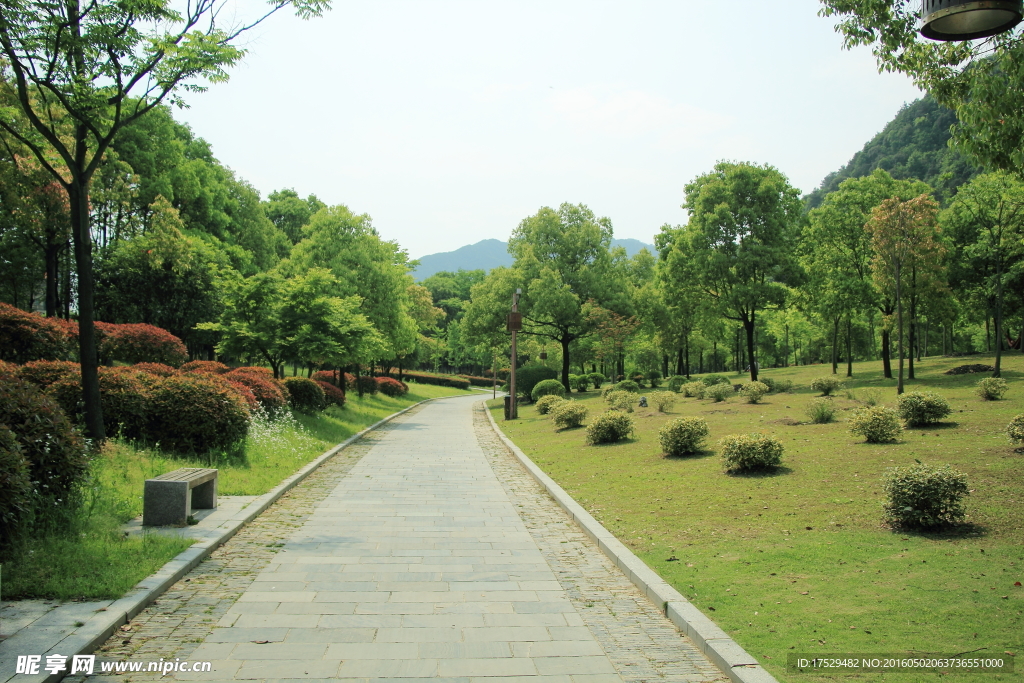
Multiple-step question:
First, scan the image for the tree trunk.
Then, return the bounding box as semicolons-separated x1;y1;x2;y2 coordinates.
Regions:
685;335;691;379
831;315;839;374
355;364;364;397
676;347;683;376
896;263;905;395
846;316;853;378
994;266;1004;377
662;353;669;380
784;324;789;367
68;179;105;440
561;337;571;392
881;327;893;378
744;315;758;382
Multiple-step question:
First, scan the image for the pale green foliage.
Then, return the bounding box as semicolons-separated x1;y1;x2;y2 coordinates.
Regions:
648;391;676;412
740;381;769;404
976;377;1008;401
535;394;565;416
720;434;784;472
681;382;706;399
585;411;634;445
705;383;733;403
896;391;952;426
805;397;836;424
531;379;566;402
588;372;606;388
772;379;794;393
615;380;640;393
666;375;687;393
882;463;969;530
659;417;709;456
551;401;588;430
861;388;881;406
1006;414;1024;445
849;406;903;443
604;390;635;413
811;376;844;396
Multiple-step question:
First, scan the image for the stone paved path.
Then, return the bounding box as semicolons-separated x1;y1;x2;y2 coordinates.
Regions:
73;395;724;682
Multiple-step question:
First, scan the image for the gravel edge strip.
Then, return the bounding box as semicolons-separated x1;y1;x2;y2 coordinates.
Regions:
483;400;780;683
1;395;457;683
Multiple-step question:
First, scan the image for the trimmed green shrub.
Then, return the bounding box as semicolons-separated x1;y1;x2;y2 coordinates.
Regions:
720;433;784;472
700;374;728;387
552;401;588;429
849;405;903;443
180;360;230;374
649;391;676;412
283;377;327;413
811;376;844;396
1008;414;1024;446
647;370;662;387
604;390;635;412
531;379;566;402
146;374;250;453
0;425;32;551
224;369;288;413
17;360;80;388
882;462;969;529
514;366;559;400
588;372;606;389
773;379;794;393
667;375;687;393
659;417;709;456
740;381;769;404
535;394;566;415
706;383;734;403
376;376;409;397
631;373;646;386
131;362;178;377
896;391;952;426
1;376;88;506
585;411;634;445
316;380;347;408
976;377;1008;400
682;381;706;399
615;380;640;393
805;397;836;424
48;366;155;441
569;374;590;392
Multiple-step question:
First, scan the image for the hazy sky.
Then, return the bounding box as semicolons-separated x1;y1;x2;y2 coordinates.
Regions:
174;0;922;259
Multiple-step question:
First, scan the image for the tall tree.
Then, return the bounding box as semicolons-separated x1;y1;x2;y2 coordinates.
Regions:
0;0;329;438
672;161;803;382
866;194;941;393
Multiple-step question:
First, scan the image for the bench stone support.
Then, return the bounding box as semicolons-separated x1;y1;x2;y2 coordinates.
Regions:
143;468;218;526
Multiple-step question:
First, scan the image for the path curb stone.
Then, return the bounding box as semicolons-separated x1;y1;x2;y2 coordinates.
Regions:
484;400;781;683
0;395;453;683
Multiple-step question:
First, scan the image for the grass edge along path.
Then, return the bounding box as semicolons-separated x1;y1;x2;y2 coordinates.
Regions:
488;355;1023;683
1;383;470;601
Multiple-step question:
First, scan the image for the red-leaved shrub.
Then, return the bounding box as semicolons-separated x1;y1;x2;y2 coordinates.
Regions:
180;360;230;374
232;366;274;377
95;323;187;367
354;375;378;395
48;366;155;441
145;374;250;453
316;380;346;408
132;362;178;377
376;376;408;397
282;377;326;413
17;360;80;388
0;303;75;363
224;369;288;413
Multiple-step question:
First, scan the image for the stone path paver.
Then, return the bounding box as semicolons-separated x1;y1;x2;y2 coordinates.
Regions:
72;395;724;682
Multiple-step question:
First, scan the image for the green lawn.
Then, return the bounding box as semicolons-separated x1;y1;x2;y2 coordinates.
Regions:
490;355;1023;683
1;383;468;600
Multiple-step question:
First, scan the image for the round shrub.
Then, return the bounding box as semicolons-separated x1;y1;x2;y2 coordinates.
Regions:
659;417;709;456
17;360;80;388
355;375;379;395
1008;414;1024;447
552;401;588;429
585;411;634;445
805;397;836;424
0;425;33;550
976;377;1008;400
283;377;327;413
615;380;641;393
631;373;646;386
312;369;343;387
224;369;288;413
131;362;178;377
706;383;734;403
649;391;677;412
224;379;259;410
773;379;794;393
514;365;559;400
146;374;250;453
849;405;903;443
316;380;347;408
48;366;154;440
180;360;230;374
896;391;952;426
531;379;566;402
882;462;969;529
647;370;662;387
569;374;590;392
0;302;74;363
97;322;188;367
758;376;776;392
233;366;274;377
667;375;687;393
811;376;844;396
682;381;706;399
535;394;566;415
604;390;635;412
376;376;409;397
720;433;784;473
588;372;606;389
740;381;769;404
0;376;88;505
700;374;728;387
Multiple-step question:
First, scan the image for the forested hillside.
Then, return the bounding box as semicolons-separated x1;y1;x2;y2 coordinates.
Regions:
805;94;981;208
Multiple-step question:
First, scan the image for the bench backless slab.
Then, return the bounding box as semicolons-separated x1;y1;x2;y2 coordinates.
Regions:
143;467;218;526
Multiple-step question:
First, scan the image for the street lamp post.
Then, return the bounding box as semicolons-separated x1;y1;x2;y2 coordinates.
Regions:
921;0;1022;40
506;288;522;420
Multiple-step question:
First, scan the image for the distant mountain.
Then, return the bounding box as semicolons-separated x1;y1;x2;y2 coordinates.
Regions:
805;94;981;210
411;237;654;280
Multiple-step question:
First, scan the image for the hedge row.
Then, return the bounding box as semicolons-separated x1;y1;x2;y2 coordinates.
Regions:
391;371;470;390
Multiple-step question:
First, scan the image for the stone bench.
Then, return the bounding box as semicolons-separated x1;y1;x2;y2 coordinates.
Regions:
143;468;218;526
